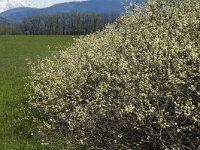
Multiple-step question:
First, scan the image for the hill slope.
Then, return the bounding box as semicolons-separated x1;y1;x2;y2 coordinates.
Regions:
0;0;129;22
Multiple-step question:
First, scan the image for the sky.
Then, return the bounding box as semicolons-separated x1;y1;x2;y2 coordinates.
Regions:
29;0;86;8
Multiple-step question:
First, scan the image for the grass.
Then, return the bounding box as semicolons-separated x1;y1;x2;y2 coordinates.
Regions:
0;35;76;150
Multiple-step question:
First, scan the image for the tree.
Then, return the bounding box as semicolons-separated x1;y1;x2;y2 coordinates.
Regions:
27;0;200;149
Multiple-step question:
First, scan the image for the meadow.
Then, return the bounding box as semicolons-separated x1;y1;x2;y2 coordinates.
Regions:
0;35;75;150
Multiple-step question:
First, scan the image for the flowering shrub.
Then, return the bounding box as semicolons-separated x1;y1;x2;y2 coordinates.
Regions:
27;0;200;149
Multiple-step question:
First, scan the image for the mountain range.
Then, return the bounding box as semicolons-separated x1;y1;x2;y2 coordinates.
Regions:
0;0;142;23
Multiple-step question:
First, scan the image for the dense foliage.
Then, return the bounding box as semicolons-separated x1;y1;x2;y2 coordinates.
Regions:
27;0;200;149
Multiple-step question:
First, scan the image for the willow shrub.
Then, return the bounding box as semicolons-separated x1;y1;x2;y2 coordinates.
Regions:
27;0;200;149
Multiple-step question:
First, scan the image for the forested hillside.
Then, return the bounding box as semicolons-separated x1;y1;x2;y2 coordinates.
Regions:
0;0;125;22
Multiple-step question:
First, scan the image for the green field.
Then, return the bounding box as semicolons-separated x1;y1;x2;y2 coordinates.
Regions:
0;35;75;150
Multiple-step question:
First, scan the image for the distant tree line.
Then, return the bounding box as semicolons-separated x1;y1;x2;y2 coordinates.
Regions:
0;20;20;34
0;12;120;35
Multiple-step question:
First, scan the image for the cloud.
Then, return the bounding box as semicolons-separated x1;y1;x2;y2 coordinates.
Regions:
29;0;86;8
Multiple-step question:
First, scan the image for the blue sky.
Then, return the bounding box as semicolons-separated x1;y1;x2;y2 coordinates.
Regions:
29;0;86;8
